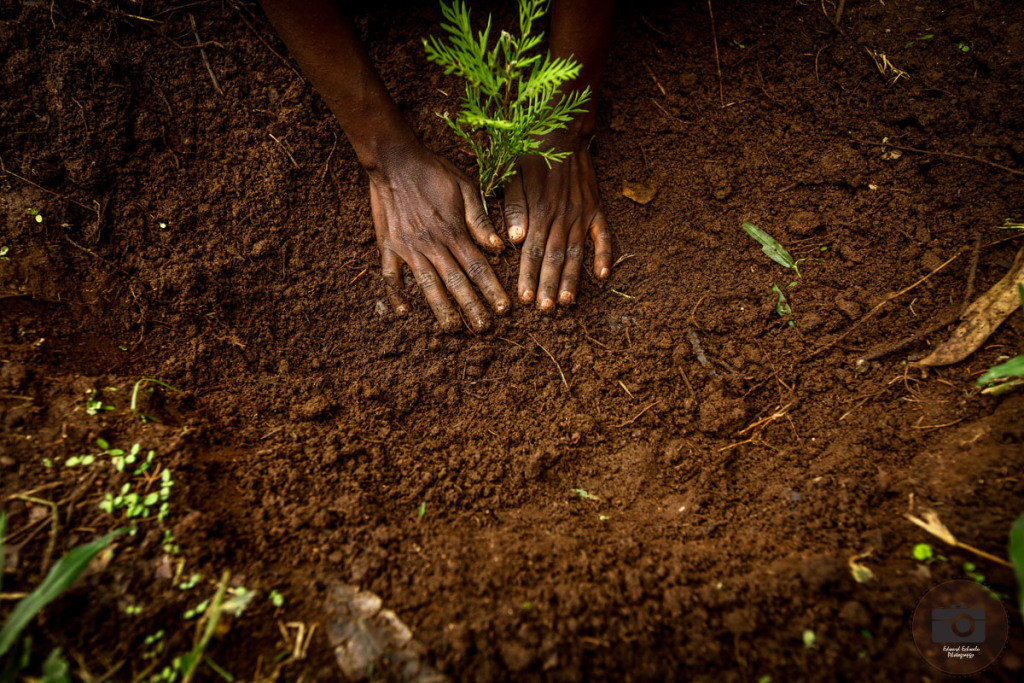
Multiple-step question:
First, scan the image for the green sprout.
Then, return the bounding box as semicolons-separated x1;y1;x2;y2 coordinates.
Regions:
423;0;591;206
743;222;802;276
269;590;285;608
178;573;203;591
770;283;794;326
28;208;42;223
956;42;970;53
730;38;746;49
802;629;817;649
997;218;1023;229
1011;515;1024;620
0;246;9;260
124;604;143;616
904;33;934;48
569;488;600;501
418;501;427;519
912;542;948;564
130;378;181;424
85;389;115;416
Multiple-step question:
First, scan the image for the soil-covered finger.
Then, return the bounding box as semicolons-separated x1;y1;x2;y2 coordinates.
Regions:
409;254;460;333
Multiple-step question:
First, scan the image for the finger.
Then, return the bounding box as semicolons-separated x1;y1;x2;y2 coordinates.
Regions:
461;183;503;253
381;248;410;316
448;239;511;316
409;253;460;333
590;213;613;280
558;222;588;305
518;211;550;304
504;171;528;244
536;218;574;313
431;247;492;333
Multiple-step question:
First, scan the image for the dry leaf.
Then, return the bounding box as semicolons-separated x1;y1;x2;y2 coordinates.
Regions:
622;180;656;205
919;247;1024;366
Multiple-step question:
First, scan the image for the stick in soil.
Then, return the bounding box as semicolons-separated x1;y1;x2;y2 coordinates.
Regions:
857;234;981;364
616;400;658;428
190;14;223;96
850;138;1024;177
528;333;568;389
707;0;725;108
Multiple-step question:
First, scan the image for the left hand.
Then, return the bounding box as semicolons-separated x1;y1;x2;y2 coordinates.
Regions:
503;131;613;312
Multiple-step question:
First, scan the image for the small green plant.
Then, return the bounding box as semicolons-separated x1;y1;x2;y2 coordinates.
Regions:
730;38;746;49
269;590;285;608
0;512;124;674
957;42;970;52
569;488;600;501
997;218;1023;229
802;629;817;649
28;208;42;223
743;222;802;276
904;33;934;48
770;283;795;326
178;573;203;591
418;501;426;519
131;378;182;424
0;246;9;260
1011;515;1024;621
912;542;948;563
423;0;591;205
976;285;1024;395
85;388;116;416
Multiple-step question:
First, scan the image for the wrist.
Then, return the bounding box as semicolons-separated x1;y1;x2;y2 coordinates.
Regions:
348;123;423;178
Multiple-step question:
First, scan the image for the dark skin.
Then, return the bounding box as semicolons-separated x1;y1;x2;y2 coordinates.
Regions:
261;0;615;330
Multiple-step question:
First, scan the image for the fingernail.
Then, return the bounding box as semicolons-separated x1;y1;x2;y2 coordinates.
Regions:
521;289;535;303
495;299;510;314
490;235;504;249
559;290;574;304
539;298;555;312
510;226;524;241
600;267;609;279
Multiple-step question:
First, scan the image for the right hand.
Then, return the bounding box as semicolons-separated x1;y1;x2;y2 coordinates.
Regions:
367;144;511;333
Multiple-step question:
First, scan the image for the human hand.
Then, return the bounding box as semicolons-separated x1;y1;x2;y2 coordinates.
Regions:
368;144;510;332
503;131;613;312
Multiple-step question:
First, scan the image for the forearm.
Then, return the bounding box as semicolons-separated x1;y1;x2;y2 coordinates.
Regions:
260;0;418;171
549;0;615;137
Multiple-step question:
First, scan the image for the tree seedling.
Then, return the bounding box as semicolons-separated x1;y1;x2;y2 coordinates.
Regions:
424;0;590;206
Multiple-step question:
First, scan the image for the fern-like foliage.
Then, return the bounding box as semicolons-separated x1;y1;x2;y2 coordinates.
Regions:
424;0;590;206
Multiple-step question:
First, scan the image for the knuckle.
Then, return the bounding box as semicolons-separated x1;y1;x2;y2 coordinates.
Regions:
417;272;440;290
525;245;546;263
444;270;468;290
504;203;526;222
414;228;433;245
566;243;584;260
439;223;458;241
544;248;566;266
466;260;488;279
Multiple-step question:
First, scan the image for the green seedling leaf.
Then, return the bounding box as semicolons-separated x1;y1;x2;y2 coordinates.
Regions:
570;488;600;501
40;647;70;683
1010;515;1024;620
912;543;933;562
742;222;800;275
802;629;817;649
0;528;125;657
976;285;1024;390
997;218;1024;229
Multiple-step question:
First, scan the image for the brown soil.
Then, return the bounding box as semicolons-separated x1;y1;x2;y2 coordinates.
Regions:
2;0;1023;680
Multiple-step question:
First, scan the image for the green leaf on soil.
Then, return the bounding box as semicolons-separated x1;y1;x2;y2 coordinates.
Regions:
743;222;800;275
1010;515;1024;620
0;528;125;657
570;488;600;501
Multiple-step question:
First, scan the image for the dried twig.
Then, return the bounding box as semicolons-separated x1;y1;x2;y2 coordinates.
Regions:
706;0;725;107
528;333;568;389
190;14;223;96
616;400;658;427
905;510;1012;568
851;138;1023;177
